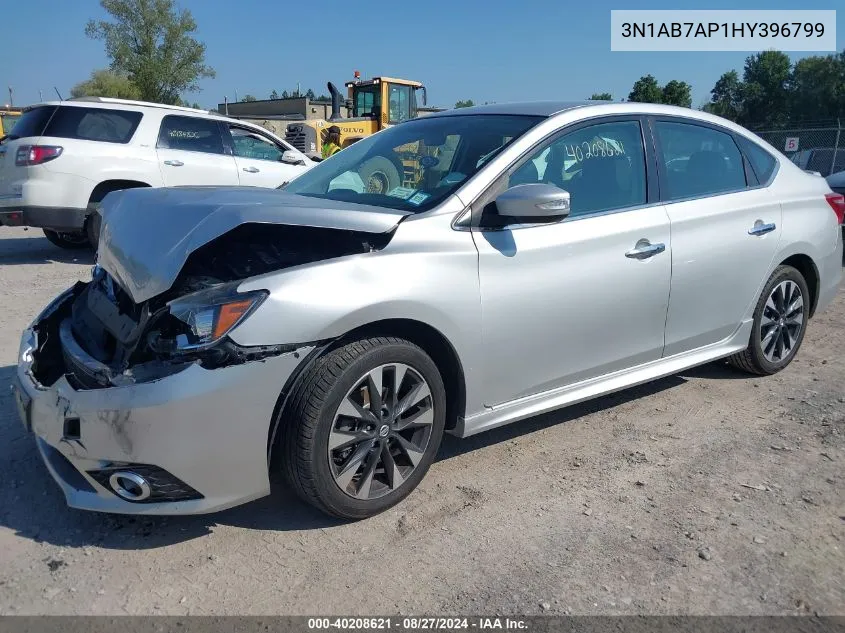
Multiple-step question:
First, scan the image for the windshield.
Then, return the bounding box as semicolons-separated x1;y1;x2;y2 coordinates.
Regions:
4;106;57;140
283;114;543;212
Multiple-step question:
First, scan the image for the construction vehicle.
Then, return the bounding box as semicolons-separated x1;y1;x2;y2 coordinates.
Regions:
284;74;427;158
0;107;23;137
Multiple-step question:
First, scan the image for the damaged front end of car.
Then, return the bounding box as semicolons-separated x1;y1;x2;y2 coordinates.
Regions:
32;221;396;390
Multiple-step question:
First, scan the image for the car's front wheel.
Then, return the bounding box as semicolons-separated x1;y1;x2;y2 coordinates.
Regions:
728;264;809;375
283;337;446;519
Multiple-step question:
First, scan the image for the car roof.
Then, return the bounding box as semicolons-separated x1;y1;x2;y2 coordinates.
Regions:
26;97;217;117
424;101;595;118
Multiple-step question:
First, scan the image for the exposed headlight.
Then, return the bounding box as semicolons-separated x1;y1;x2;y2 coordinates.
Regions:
166;283;268;350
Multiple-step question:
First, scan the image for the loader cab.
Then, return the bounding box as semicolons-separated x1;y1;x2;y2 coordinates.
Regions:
346;77;426;128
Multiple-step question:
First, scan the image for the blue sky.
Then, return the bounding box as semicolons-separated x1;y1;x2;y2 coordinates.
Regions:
4;0;844;110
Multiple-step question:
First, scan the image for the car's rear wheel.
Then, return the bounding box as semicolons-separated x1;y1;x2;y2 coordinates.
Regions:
728;265;809;375
42;228;90;250
283;337;446;519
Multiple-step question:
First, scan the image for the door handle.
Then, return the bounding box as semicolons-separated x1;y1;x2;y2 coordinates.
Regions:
242;166;260;173
163;160;184;167
625;240;666;260
748;221;776;236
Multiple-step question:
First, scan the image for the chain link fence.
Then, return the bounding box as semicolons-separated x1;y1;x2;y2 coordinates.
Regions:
750;120;844;177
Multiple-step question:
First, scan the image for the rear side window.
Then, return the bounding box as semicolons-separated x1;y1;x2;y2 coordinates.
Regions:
43;107;142;144
655;120;746;200
4;106;57;140
736;136;778;183
157;115;224;155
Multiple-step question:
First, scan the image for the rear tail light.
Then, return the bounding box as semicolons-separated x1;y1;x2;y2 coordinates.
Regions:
15;145;63;166
825;193;845;225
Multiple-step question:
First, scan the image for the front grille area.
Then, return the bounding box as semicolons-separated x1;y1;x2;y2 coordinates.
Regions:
87;464;204;503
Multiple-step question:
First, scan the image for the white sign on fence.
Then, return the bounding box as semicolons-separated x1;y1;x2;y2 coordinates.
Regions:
784;137;799;152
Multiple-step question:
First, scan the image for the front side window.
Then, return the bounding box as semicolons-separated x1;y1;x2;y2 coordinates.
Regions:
388;84;413;124
230;127;283;161
157;115;224;155
508;120;647;217
655;120;746;200
283;114;543;212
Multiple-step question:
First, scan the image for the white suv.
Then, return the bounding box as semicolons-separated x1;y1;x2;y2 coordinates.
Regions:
0;97;316;248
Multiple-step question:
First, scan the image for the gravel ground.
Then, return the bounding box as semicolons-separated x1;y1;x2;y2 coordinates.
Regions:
0;226;842;616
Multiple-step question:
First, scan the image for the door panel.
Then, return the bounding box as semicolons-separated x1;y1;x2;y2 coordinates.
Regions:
653;119;782;356
228;126;303;188
474;207;672;407
662;188;781;355
156;115;239;187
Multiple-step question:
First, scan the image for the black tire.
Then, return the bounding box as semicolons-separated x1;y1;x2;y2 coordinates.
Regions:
728;265;809;375
358;156;401;194
85;204;102;251
282;337;446;519
42;228;90;250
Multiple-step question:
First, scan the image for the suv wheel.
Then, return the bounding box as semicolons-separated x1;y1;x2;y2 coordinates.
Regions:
283;337;446;519
42;229;90;250
728;265;809;375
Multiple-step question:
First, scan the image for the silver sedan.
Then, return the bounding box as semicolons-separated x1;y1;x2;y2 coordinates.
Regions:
14;102;843;519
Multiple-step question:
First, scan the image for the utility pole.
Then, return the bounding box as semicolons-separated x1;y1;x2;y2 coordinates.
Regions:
7;86;12;107
39;90;43;102
234;89;239;102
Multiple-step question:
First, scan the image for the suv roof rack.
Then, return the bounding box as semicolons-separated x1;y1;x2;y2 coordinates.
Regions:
67;96;213;114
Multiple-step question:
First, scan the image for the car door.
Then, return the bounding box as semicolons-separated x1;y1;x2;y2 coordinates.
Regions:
155;115;239;187
652;118;782;356
226;125;306;188
472;118;672;407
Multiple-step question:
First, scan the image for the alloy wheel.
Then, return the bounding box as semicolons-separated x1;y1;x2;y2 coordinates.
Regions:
760;279;804;363
328;363;435;500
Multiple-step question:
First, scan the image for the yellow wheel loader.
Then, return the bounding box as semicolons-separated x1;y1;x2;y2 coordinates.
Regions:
284;76;428;193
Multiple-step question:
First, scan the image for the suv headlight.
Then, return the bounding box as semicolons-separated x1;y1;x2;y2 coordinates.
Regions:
166;283;268;350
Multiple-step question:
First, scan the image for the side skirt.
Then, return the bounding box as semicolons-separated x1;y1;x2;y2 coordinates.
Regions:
451;320;753;438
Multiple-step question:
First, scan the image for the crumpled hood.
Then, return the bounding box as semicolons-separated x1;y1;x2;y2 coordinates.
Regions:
96;186;410;303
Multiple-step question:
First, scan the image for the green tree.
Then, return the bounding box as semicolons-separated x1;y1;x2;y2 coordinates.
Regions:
704;70;744;121
454;99;475;108
661;80;692;108
741;50;791;126
281;90;290;99
790;52;845;121
270;89;280;99
627;75;663;103
241;94;257;102
70;68;141;99
305;88;316;99
85;0;215;105
317;94;330;101
588;93;612;101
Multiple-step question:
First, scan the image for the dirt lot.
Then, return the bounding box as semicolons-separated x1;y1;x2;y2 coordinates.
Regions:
0;226;842;616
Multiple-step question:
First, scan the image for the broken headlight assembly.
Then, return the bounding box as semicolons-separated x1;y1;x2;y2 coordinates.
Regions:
153;283;268;353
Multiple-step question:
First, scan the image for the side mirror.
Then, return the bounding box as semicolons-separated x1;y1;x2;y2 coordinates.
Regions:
280;150;304;165
494;183;571;221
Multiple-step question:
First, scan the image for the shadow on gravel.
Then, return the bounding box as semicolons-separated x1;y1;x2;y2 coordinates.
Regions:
0;235;94;266
0;358;744;549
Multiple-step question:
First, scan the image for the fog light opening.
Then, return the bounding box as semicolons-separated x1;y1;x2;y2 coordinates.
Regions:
108;471;151;501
